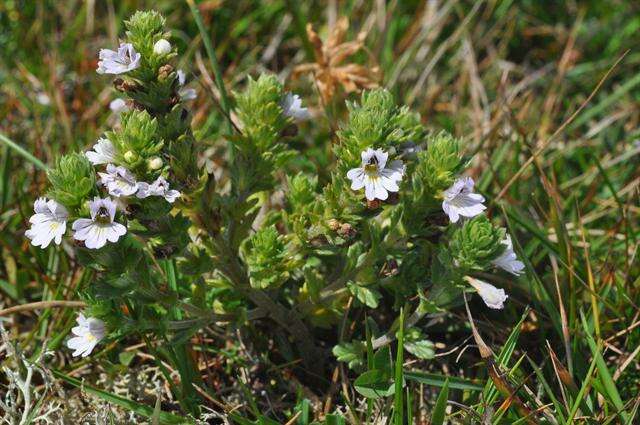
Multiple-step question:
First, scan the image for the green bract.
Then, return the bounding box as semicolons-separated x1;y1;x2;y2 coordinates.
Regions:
449;215;506;271
107;110;164;177
245;226;291;289
336;88;424;171
46;153;96;210
229;74;295;196
419;131;464;192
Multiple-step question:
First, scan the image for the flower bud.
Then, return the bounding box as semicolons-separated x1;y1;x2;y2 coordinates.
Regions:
337;223;356;238
124;150;138;163
158;64;174;82
327;219;341;231
449;216;505;271
114;78;139;93
153;39;172;55
147;156;163;170
46;153;96;209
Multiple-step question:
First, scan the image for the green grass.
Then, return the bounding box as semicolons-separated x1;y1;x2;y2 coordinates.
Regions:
1;0;639;423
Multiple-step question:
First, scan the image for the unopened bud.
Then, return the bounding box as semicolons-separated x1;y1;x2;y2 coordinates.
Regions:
153;39;172;55
337;223;356;238
158;64;174;82
114;78;139;93
147;156;163;170
327;219;340;231
124;151;138;163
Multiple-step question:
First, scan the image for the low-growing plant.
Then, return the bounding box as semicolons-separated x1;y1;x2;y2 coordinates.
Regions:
22;9;530;421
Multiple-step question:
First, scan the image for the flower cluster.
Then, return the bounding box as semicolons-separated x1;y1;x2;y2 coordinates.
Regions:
24;10;195;358
340;94;523;310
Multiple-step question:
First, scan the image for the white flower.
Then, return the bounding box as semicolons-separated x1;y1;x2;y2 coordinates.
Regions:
179;88;197;101
177;69;187;86
176;69;197;101
136;176;181;203
467;277;508;310
66;313;106;357
96;43;141;75
153;39;172;55
281;93;310;120
86;138;117;165
346;148;404;201
98;164;138;197
109;98;129;114
36;92;51;106
442;177;486;223
72;197;127;249
492;235;525;275
25;198;68;248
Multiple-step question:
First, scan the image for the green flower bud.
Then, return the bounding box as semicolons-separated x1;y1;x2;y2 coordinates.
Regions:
234;74;287;151
47;153;96;209
336;88;424;170
245;226;290;289
449;215;506;271
125;11;166;55
110;110;163;168
287;173;317;211
418;131;463;193
124;150;138;163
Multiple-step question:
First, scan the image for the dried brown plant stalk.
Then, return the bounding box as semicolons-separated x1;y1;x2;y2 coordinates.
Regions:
293;17;381;104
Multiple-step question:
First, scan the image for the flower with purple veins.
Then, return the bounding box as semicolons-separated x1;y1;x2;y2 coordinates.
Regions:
98;164;138;197
72;197;127;249
442;177;486;223
136;176;181;203
25;198;68;248
96;43;141;75
346;148;404;201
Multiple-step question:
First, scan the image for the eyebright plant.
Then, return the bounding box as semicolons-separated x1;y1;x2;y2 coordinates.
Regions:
24;10;526;414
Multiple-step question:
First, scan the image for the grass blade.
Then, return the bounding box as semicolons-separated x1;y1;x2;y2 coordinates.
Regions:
52;369;189;424
0;132;47;171
393;308;404;425
431;378;450;425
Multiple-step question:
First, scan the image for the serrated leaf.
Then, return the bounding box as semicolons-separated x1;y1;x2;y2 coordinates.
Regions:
347;282;381;308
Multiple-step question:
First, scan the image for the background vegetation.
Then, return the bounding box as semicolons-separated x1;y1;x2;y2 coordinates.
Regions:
1;0;639;423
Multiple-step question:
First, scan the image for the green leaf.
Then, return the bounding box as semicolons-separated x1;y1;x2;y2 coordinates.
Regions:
354;369;395;399
393;308;405;425
373;345;392;371
347;282;381;308
119;351;136;366
324;414;346;425
405;340;435;360
332;341;364;370
404;371;483;391
431;378;450;425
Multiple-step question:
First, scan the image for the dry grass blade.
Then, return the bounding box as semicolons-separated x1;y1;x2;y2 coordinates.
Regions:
463;294;537;424
496;50;630;201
